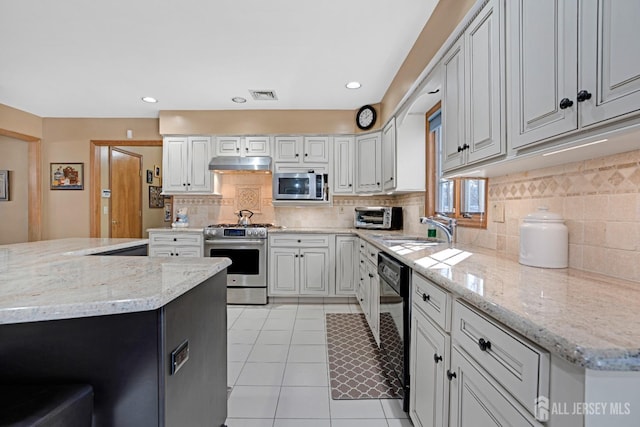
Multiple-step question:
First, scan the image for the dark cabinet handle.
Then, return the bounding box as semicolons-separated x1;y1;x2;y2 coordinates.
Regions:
478;338;492;351
360;260;364;263
175;253;179;256
297;240;301;243
187;183;191;186
370;252;375;257
236;147;240;151
245;147;249;151
360;298;364;302
462;143;469;150
300;254;304;258
360;245;364;248
368;273;374;278
577;90;592;102
295;153;299;157
559;98;574;109
295;254;299;258
305;153;308;157
457;146;463;153
390;177;394;180
349;183;352;187
183;183;187;186
422;293;430;302
173;238;177;241
376;182;380;186
434;353;443;364
447;370;457;381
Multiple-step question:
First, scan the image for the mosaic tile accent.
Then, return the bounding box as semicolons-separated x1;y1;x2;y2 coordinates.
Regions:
235;185;262;212
326;313;402;400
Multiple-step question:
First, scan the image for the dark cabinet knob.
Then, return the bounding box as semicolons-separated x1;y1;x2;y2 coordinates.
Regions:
187;183;191;186
376;182;380;186
360;260;364;264
457;146;463;152
305;153;308;157
368;273;374;278
300;254;304;258
173;238;177;241
236;147;240;151
183;183;187;186
360;245;364;248
462;143;469;150
577;90;592;102
422;293;430;302
390;177;394;180
297;239;301;243
295;254;299;258
175;253;179;256
434;353;443;364
295;153;299;157
447;370;457;381
478;338;492;351
559;98;574;109
348;183;352;187
360;298;364;302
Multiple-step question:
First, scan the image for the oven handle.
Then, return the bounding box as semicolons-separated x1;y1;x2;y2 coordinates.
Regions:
205;239;265;245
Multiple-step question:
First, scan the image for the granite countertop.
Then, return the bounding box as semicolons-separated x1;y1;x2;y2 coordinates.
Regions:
272;227;640;371
0;238;230;325
146;227;204;233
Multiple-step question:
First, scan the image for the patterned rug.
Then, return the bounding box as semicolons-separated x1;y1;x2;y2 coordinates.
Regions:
325;313;402;400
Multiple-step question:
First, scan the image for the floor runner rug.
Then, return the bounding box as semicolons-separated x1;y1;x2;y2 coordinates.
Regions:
325;313;402;400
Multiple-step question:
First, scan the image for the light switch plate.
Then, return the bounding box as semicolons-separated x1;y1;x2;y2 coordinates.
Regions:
491;202;505;223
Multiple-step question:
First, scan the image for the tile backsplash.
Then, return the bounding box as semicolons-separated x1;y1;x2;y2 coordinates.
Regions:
173;148;640;283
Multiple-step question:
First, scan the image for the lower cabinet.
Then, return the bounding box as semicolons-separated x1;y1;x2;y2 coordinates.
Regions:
335;235;358;295
268;234;331;296
409;272;549;427
148;230;204;257
357;239;379;345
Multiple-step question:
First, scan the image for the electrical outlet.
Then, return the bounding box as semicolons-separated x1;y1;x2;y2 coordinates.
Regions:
339;206;344;214
491;202;505;223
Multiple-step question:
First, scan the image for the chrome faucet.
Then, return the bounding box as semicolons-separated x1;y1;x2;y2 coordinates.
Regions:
420;214;457;245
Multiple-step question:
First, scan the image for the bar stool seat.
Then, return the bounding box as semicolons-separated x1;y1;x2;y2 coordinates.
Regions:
0;384;93;427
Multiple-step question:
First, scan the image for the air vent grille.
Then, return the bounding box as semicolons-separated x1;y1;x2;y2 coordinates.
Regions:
249;90;278;101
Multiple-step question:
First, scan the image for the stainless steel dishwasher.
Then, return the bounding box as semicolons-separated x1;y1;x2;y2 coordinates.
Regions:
378;252;411;412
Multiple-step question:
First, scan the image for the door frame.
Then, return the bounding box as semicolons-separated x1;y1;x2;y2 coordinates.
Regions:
90;140;162;237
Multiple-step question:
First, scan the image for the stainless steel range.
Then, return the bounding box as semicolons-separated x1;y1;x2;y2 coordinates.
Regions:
204;223;271;305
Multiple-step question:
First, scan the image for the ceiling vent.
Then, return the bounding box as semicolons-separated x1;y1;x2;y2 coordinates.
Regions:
249;90;278;101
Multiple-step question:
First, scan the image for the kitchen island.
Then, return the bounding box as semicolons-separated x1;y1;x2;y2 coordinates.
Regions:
0;238;231;427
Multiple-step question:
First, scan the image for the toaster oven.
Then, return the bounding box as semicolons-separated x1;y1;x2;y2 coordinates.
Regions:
354;207;403;230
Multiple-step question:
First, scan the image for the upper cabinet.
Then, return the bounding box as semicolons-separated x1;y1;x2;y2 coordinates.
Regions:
442;0;504;172
333;136;355;194
507;0;640;150
381;119;397;192
163;136;213;194
214;136;271;156
355;132;382;193
274;136;330;163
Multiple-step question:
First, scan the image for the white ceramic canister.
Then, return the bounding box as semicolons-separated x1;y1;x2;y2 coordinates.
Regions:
519;207;568;268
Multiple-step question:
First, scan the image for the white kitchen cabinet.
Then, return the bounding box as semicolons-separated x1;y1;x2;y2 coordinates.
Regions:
580;0;640;127
358;239;379;345
449;346;543;427
274;136;329;164
410;306;450;427
148;230;204;257
442;0;504;172
162;136;213;194
333;136;355;194
268;234;331;296
355;132;382;193
335;235;357;295
214;136;271;156
507;0;640;149
381;119;396;192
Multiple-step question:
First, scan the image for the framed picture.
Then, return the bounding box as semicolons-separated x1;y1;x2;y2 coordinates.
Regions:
154;165;161;178
149;185;164;208
50;163;84;190
0;170;9;201
146;170;153;184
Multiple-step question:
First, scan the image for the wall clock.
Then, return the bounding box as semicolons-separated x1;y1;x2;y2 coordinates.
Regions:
356;105;377;130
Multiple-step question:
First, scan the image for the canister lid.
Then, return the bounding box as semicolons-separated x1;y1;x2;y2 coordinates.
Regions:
523;206;565;223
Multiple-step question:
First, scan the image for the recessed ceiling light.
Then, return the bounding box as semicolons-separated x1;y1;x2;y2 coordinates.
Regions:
346;81;361;89
141;96;158;103
232;97;247;103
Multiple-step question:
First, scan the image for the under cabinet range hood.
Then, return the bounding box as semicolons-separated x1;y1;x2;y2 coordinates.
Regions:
208;156;272;172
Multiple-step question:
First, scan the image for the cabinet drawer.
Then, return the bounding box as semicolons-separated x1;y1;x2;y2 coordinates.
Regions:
412;272;451;332
452;301;549;415
149;232;203;246
269;234;330;247
364;242;378;264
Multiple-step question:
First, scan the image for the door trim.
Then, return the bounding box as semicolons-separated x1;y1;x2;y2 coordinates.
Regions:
90;140;161;237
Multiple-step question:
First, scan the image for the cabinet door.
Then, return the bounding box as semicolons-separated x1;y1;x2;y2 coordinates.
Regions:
355;133;382;193
149;246;174;257
303;136;330;163
274;136;302;162
335;236;357;295
163;137;189;193
382;119;397;192
244;136;271;156
269;248;299;294
449;347;542;427
465;0;504;165
175;246;203;257
187;136;212;193
368;262;380;346
409;310;449;427
441;38;466;171
215;136;241;156
333;136;354;194
506;0;578;149
299;247;329;295
580;0;640;127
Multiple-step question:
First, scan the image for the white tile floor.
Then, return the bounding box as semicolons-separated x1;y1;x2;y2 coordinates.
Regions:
225;302;413;427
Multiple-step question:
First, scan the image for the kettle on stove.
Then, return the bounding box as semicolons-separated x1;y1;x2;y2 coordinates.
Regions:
237;209;254;226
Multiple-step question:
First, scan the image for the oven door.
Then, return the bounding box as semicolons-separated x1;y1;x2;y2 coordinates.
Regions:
205;239;266;287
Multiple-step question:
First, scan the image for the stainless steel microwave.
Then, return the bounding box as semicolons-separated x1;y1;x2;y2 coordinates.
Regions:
273;172;326;200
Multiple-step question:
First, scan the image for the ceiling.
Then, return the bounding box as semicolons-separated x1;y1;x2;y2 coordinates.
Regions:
0;0;440;118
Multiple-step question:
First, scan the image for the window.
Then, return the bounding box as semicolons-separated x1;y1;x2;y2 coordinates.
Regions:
425;102;488;229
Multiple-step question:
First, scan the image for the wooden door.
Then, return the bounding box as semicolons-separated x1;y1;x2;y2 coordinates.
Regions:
110;148;142;238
